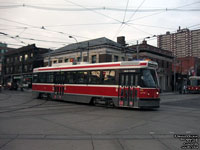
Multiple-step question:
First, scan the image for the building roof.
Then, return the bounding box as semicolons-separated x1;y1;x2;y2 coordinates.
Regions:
129;40;173;59
49;37;125;56
4;44;49;56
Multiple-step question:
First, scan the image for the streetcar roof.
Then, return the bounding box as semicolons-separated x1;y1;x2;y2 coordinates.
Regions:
33;60;158;72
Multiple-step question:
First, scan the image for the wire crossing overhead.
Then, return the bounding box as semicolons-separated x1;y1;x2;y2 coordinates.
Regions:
0;4;200;12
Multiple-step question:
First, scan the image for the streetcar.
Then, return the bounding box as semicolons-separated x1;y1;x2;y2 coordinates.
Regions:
32;60;160;108
187;76;200;93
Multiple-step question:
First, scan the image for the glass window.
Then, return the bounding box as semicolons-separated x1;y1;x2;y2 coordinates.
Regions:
64;58;68;62
58;59;63;63
46;73;54;83
114;56;118;62
92;55;96;63
19;56;23;62
65;72;76;84
89;71;101;84
77;72;88;84
140;69;158;88
33;73;38;83
102;70;116;85
77;57;81;62
25;54;28;60
38;73;46;83
54;72;60;84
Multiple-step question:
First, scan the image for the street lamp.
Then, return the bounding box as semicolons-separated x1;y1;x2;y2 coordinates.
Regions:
69;36;82;62
69;36;78;44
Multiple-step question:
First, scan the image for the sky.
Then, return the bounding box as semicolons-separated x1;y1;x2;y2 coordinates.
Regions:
0;0;200;50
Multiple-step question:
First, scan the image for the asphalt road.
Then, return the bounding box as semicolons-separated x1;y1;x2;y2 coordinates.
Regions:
0;90;199;150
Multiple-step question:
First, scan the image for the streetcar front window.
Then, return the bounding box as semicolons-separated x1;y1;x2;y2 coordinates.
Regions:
140;69;158;88
33;73;38;83
190;79;200;86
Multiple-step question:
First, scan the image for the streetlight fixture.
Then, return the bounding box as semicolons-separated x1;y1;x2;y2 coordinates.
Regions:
69;36;82;62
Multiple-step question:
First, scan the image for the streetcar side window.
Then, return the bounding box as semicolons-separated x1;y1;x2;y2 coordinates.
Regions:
89;71;101;84
46;72;54;83
54;72;60;84
38;72;46;83
102;70;116;85
76;71;88;84
65;72;77;84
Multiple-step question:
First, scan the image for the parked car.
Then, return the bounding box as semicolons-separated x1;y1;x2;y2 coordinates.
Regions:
0;84;2;92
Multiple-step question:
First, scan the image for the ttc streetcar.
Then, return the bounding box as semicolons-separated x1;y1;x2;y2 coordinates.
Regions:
32;60;160;108
187;76;200;93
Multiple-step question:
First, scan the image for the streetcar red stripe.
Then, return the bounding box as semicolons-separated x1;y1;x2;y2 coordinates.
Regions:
38;63;121;71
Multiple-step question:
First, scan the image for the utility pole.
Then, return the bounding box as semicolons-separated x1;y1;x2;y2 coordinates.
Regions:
174;54;176;92
69;36;81;62
136;40;139;60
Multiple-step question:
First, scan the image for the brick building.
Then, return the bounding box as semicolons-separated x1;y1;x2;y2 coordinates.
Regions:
3;44;49;88
129;40;173;92
0;43;15;84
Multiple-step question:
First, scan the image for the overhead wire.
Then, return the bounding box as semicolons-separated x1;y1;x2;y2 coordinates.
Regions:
127;1;200;23
113;0;147;39
63;0;122;24
113;0;130;39
0;4;200;12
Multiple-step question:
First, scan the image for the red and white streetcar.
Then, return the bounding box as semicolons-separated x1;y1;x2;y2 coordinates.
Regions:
187;76;200;93
32;60;160;108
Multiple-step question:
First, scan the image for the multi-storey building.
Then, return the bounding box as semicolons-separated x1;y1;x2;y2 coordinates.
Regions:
3;44;49;88
129;40;173;92
44;37;134;66
0;43;15;84
157;27;200;58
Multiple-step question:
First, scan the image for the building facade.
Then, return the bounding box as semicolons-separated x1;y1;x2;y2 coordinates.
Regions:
3;44;49;88
0;43;15;84
157;27;200;58
44;37;135;66
129;40;173;92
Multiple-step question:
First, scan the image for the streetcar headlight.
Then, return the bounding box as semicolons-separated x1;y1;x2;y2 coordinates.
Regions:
156;92;159;95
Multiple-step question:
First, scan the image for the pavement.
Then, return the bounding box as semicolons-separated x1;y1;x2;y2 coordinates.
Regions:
0;90;199;150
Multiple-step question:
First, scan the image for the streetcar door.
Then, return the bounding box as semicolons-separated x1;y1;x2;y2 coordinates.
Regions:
54;72;65;98
118;73;136;107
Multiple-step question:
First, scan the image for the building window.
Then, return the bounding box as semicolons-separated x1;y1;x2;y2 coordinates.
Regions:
64;58;68;62
58;59;63;63
77;57;81;62
92;55;96;63
24;65;27;72
25;54;28;60
114;56;118;62
20;56;23;62
30;53;33;57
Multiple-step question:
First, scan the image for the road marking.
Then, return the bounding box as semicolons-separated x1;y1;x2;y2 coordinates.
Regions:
149;132;155;134
186;131;191;134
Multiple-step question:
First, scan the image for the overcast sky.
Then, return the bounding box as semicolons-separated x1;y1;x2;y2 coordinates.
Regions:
0;0;200;49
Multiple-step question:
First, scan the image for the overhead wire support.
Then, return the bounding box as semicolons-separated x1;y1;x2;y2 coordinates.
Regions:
63;0;122;24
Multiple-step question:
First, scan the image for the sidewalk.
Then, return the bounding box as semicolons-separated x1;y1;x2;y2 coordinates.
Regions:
160;92;178;96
